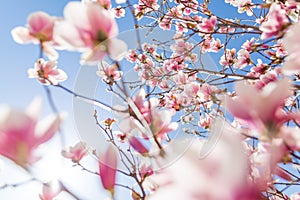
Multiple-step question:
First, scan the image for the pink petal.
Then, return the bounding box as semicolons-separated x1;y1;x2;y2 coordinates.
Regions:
259;78;291;122
54;21;87;51
223;95;253;121
274;166;292;181
34;113;65;144
25;96;42;121
99;145;117;194
129;136;149;155
64;2;90;32
86;3;118;38
27;12;53;35
43;44;59;60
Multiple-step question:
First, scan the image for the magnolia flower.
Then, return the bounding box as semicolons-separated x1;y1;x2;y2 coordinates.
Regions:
198;16;217;33
259;4;289;40
99;145;117;196
11;11;58;60
224;78;292;136
96;61;122;85
234;49;251;69
28;59;67;85
54;1;127;65
61;141;88;163
0;97;64;167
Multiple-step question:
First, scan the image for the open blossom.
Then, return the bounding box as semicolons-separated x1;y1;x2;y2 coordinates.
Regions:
96;61;122;85
224;78;292;135
234;49;251;69
28;59;67;85
219;48;237;67
61;141;88;163
54;1;127;65
237;0;255;16
0;97;63;167
198;16;217;33
11;11;58;60
259;3;289;40
113;6;125;18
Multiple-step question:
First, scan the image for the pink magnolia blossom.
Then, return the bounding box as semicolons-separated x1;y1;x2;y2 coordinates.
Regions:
219;48;237;67
237;0;255;16
234;49;251;69
259;4;289;40
11;11;58;60
61;141;88;163
96;61;123;85
113;6;125;18
54;1;127;65
39;181;61;200
0;97;63;167
241;37;255;51
99;145;117;196
198;16;217;33
28;59;67;85
224;78;292;135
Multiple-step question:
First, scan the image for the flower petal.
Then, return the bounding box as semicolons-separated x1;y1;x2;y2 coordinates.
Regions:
35;112;66;144
11;27;36;44
99;144;117;194
108;38;128;61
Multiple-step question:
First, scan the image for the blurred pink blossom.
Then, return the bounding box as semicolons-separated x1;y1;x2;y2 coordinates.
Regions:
224;78;292;135
283;22;300;74
260;4;289;40
0;97;64;167
146;119;260;200
198;16;217;33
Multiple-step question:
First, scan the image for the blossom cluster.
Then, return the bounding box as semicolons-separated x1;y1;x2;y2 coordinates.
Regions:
2;0;300;200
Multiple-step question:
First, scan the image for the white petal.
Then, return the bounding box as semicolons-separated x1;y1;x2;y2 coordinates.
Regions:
108;38;128;61
26;97;42;120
